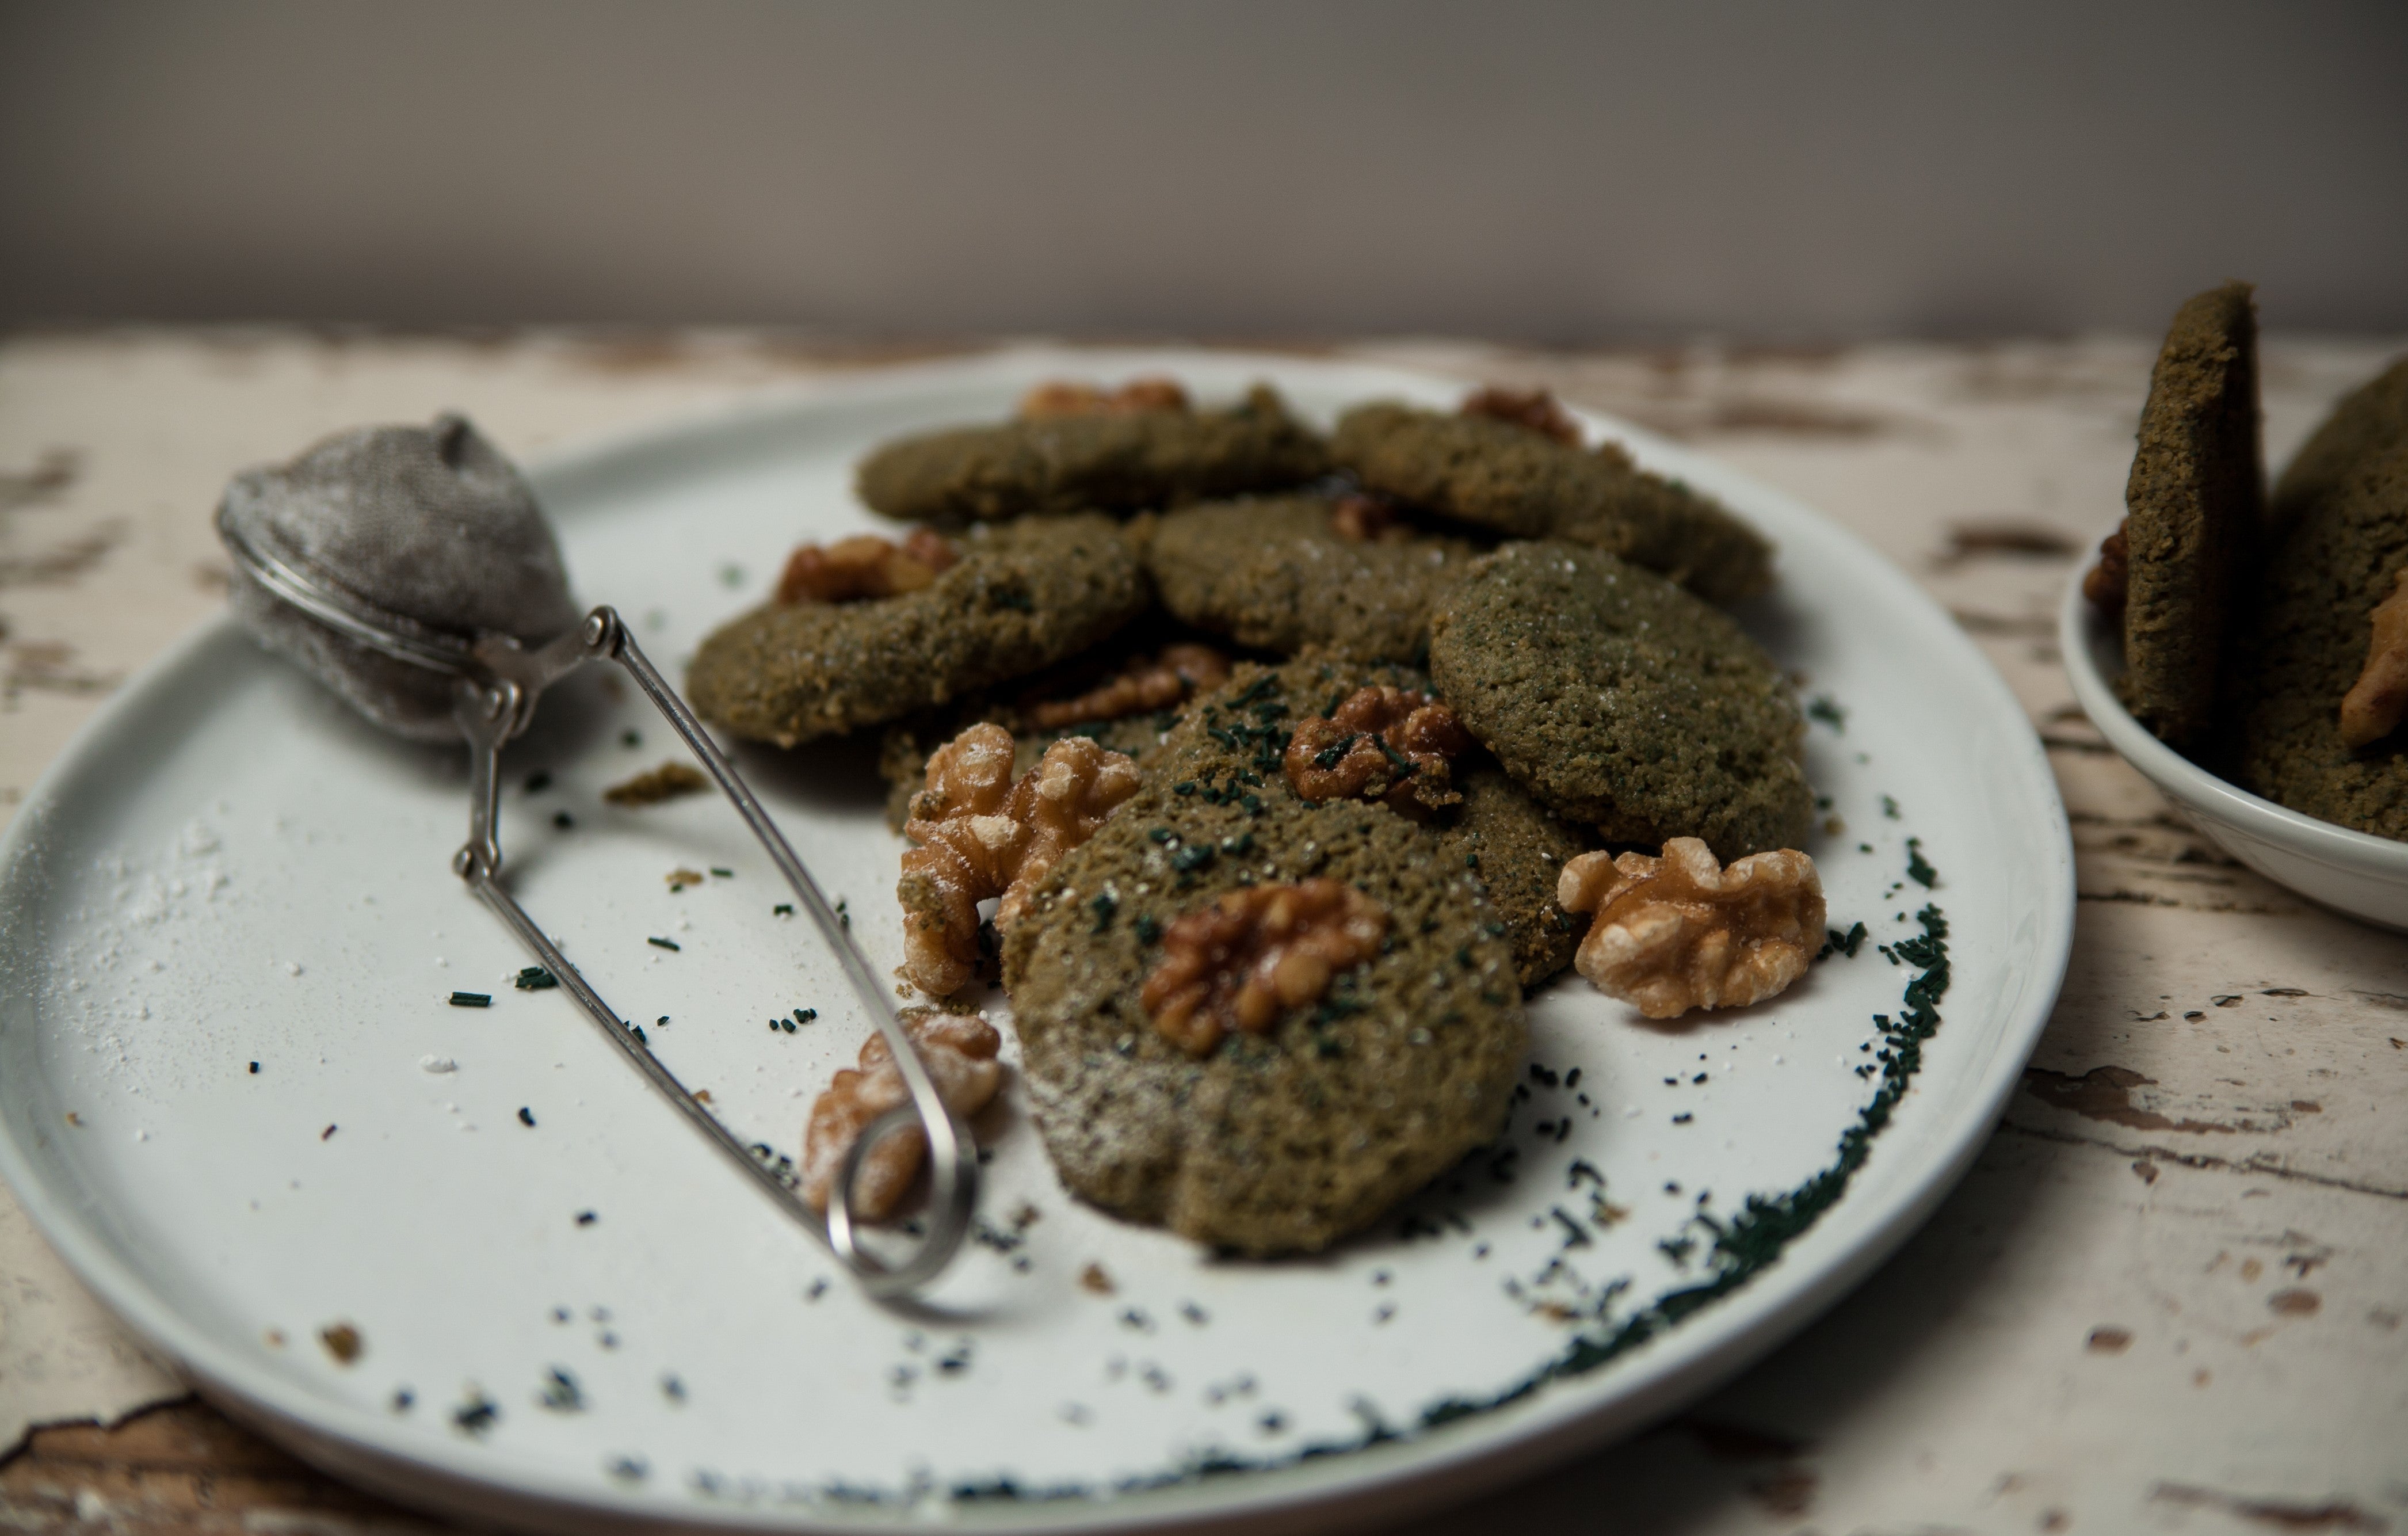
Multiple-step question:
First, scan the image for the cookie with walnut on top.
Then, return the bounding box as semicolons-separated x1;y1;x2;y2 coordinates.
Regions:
685;513;1149;748
1001;654;1528;1256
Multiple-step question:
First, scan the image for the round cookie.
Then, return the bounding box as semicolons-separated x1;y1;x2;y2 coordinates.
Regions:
1428;541;1812;861
1331;402;1774;604
857;385;1329;524
1002;658;1525;1257
2116;281;2263;752
877;685;1192;834
1144;496;1482;662
1435;766;1593;989
686;515;1149;747
2232;434;2408;838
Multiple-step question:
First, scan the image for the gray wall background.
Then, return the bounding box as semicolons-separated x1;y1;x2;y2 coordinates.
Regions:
3;1;2403;341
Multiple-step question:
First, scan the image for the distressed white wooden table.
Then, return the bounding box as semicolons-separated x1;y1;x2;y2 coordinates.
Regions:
2;330;2403;1535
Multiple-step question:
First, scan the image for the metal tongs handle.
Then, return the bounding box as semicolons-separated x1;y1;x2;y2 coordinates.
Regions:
453;609;978;1299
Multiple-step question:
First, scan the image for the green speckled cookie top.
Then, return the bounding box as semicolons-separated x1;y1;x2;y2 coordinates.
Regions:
1002;656;1525;1256
1331;402;1774;604
1429;541;1812;860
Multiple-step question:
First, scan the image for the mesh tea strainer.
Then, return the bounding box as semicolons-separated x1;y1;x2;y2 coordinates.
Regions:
215;413;976;1298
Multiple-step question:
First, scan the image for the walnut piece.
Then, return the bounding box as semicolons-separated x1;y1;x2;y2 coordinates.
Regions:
899;723;1143;994
1461;386;1582;447
1330;492;1398;542
2081;521;2128;611
602;761;710;806
799;1008;1002;1218
1027;643;1231;729
1558;837;1826;1019
776;528;957;605
1017;377;1192;418
2340;566;2408;748
1141;879;1388;1057
1283;685;1475;817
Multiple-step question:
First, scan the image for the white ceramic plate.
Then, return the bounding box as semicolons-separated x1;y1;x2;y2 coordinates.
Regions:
2059;568;2408;932
0;351;2072;1535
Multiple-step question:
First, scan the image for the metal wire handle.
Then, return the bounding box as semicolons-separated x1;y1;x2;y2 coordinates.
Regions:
222;516;976;1297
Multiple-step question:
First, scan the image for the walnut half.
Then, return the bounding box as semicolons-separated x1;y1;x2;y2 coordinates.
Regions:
777;528;957;605
1018;378;1192;418
1558;837;1826;1020
1027;643;1231;729
2340;566;2408;748
2081;521;2129;612
1461;386;1582;447
1330;492;1399;542
799;1008;1002;1219
1283;685;1474;817
899;723;1143;996
1141;879;1388;1057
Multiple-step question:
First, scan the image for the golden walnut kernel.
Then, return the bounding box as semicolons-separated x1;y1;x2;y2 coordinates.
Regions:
899;723;1142;995
1284;685;1475;817
799;1008;1002;1218
1028;643;1231;729
2340;566;2408;748
1018;377;1192;418
776;528;957;605
1330;492;1399;542
1142;879;1388;1057
1461;385;1582;447
602;761;710;806
1558;837;1826;1019
2082;520;2130;612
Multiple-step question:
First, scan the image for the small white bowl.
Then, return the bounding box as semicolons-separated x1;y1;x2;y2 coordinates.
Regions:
2059;570;2408;932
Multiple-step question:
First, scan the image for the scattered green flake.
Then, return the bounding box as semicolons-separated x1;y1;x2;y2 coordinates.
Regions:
452;1390;499;1435
537;1366;585;1412
1905;838;1937;888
